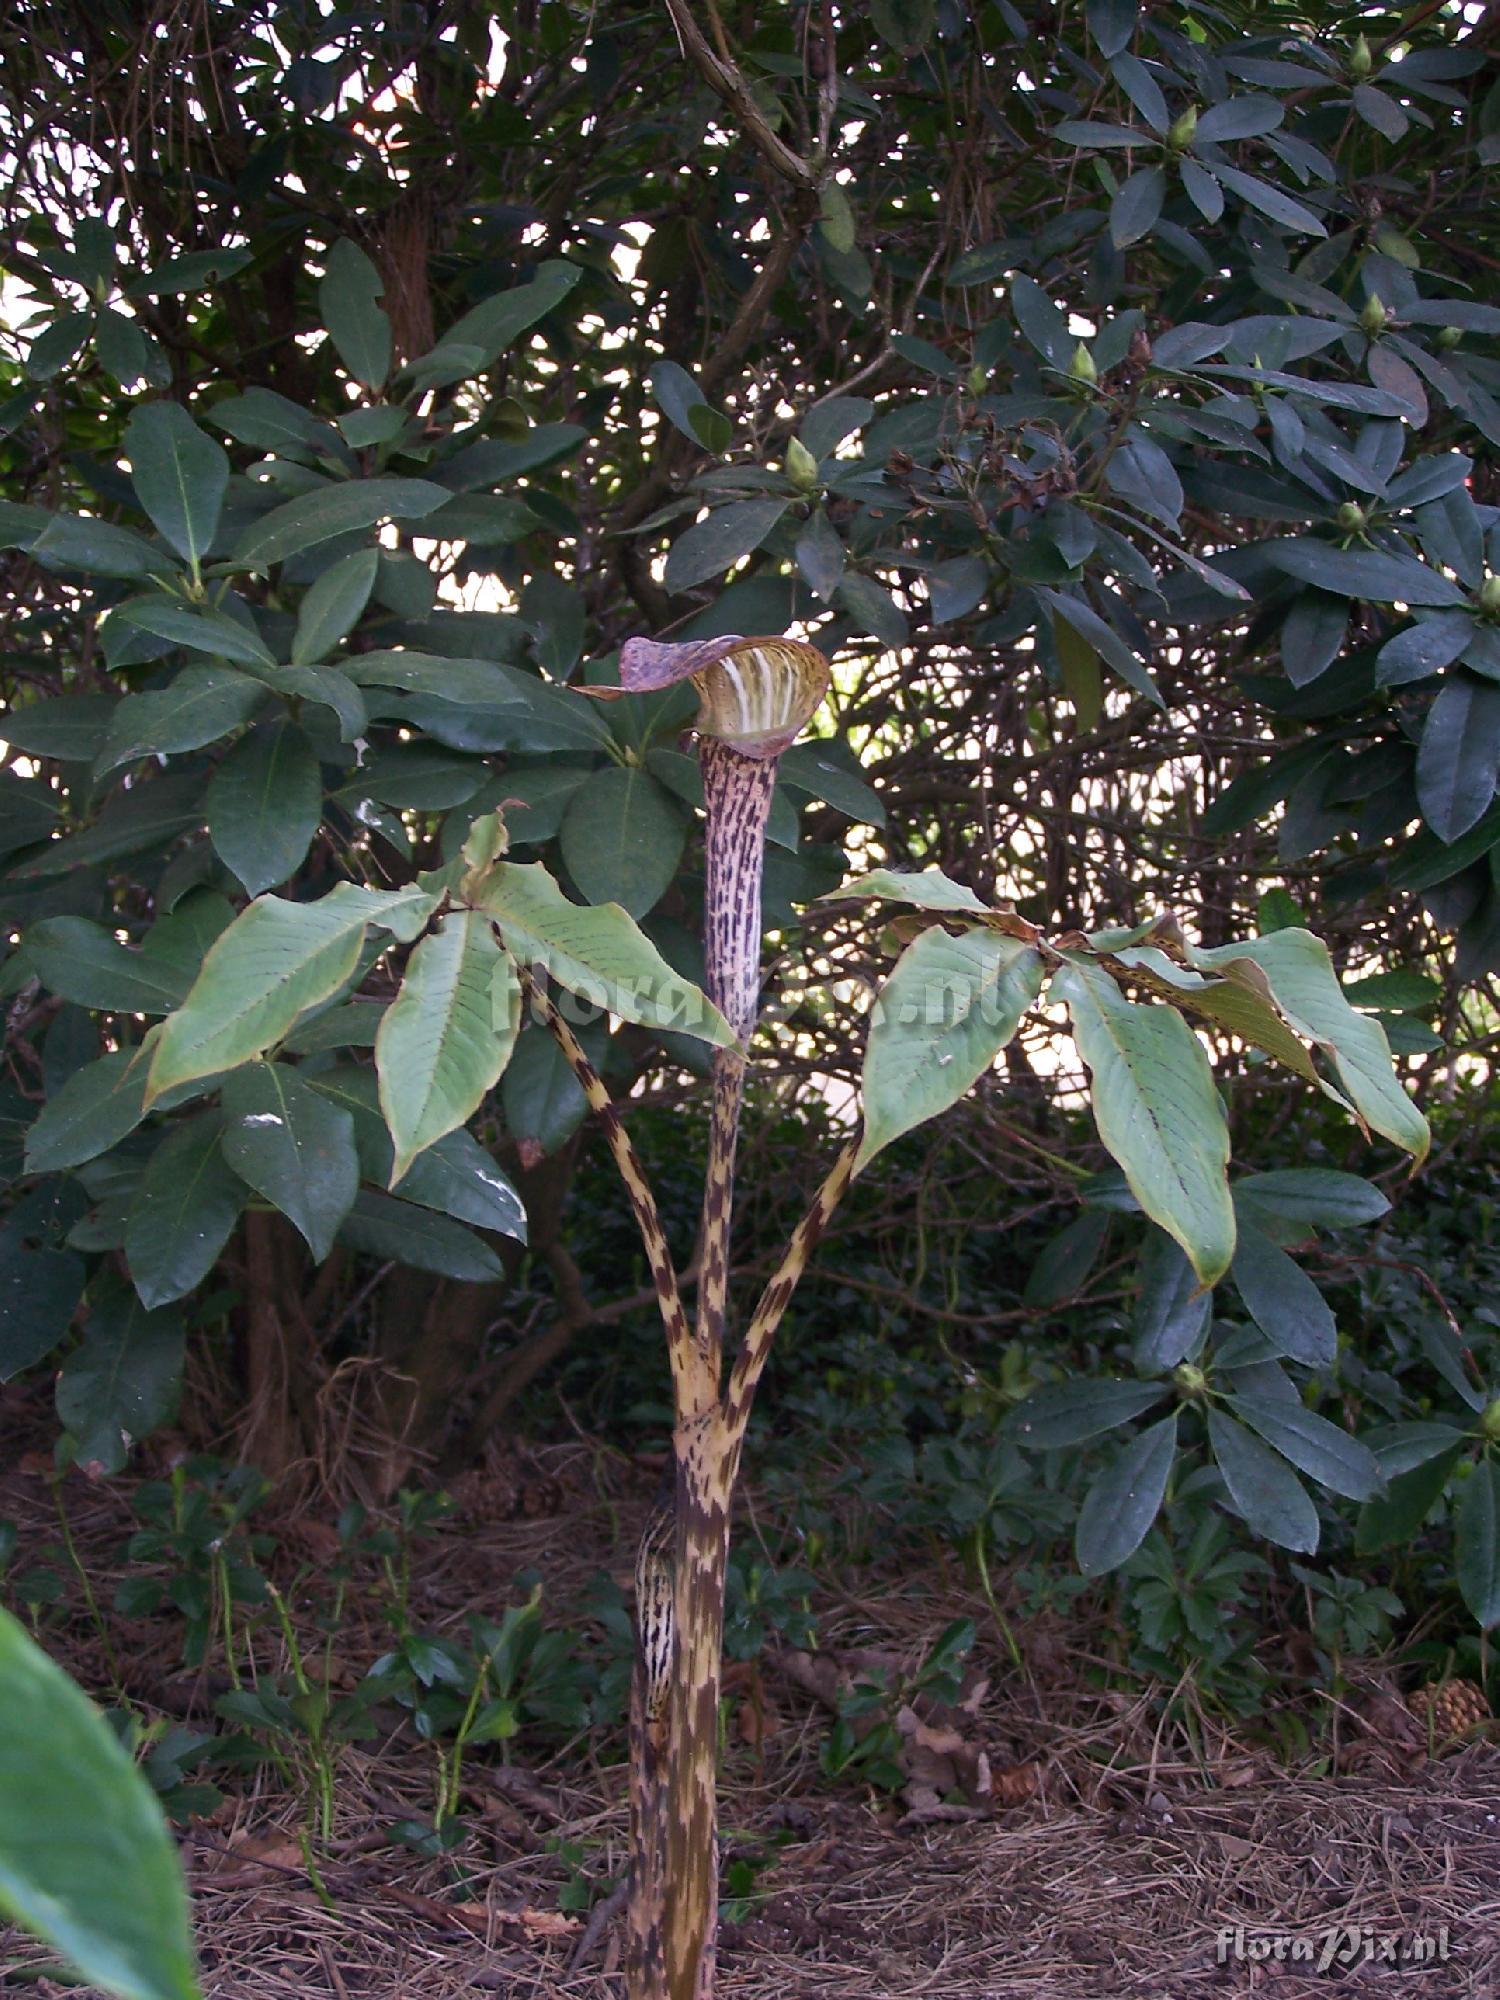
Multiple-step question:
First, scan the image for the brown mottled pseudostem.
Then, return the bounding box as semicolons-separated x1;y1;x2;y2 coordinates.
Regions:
541;632;852;2000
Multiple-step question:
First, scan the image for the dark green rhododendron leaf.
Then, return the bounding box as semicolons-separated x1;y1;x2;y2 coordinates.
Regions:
221;1063;358;1262
231;478;448;569
336;1190;504;1282
124;402;228;569
1416;676;1500;842
1208;1408;1319;1552
1004;1378;1167;1448
55;1282;184;1476
0;1225;84;1381
499;1021;596;1160
124;1114;246;1310
559;766;687;918
1457;1458;1500;1629
24;1050;153;1174
292;546;379;667
1227;1392;1381;1501
1075;1413;1178;1575
319;238;392;391
664;499;790;594
207;720;322;896
1230;1221;1337;1367
1133;1227;1211;1370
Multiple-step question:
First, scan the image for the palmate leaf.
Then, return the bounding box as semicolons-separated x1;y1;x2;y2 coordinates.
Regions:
1107;943;1322;1084
469;859;734;1046
1187;930;1430;1160
146;884;438;1103
375;912;520;1182
1056;956;1234;1286
856;926;1045;1172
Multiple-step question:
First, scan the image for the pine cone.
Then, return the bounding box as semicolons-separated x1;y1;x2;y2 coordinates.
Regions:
1407;1678;1491;1742
450;1461;521;1525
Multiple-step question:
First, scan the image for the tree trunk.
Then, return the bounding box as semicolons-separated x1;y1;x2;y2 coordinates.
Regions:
238;1210;322;1480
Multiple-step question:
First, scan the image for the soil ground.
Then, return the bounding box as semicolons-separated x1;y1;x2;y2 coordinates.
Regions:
3;1425;1498;2000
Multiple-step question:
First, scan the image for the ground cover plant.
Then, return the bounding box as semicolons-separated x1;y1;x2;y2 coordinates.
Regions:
2;0;1500;1994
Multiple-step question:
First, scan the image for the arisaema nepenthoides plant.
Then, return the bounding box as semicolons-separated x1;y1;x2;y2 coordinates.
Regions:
547;628;1428;2000
138;614;1430;2000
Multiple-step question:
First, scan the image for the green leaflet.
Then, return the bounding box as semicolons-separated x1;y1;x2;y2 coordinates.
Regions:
376;912;520;1182
146;885;437;1102
856;925;1045;1173
469;860;734;1047
1188;930;1430;1161
822;866;988;913
1057;956;1235;1287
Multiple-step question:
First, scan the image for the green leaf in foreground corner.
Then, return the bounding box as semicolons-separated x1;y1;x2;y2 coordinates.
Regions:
1057;956;1235;1286
221;1064;358;1262
0;1605;201;2000
471;861;734;1046
1075;1413;1178;1575
376;913;519;1183
856;926;1045;1172
1207;1408;1319;1552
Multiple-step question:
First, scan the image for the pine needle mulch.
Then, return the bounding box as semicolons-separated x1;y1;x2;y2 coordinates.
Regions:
6;1761;1497;1999
2;1435;1499;1999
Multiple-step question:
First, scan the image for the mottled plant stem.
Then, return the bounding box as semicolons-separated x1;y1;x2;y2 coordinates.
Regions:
722;1134;859;1451
535;727;849;2000
523;974;694;1402
657;739;777;1999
